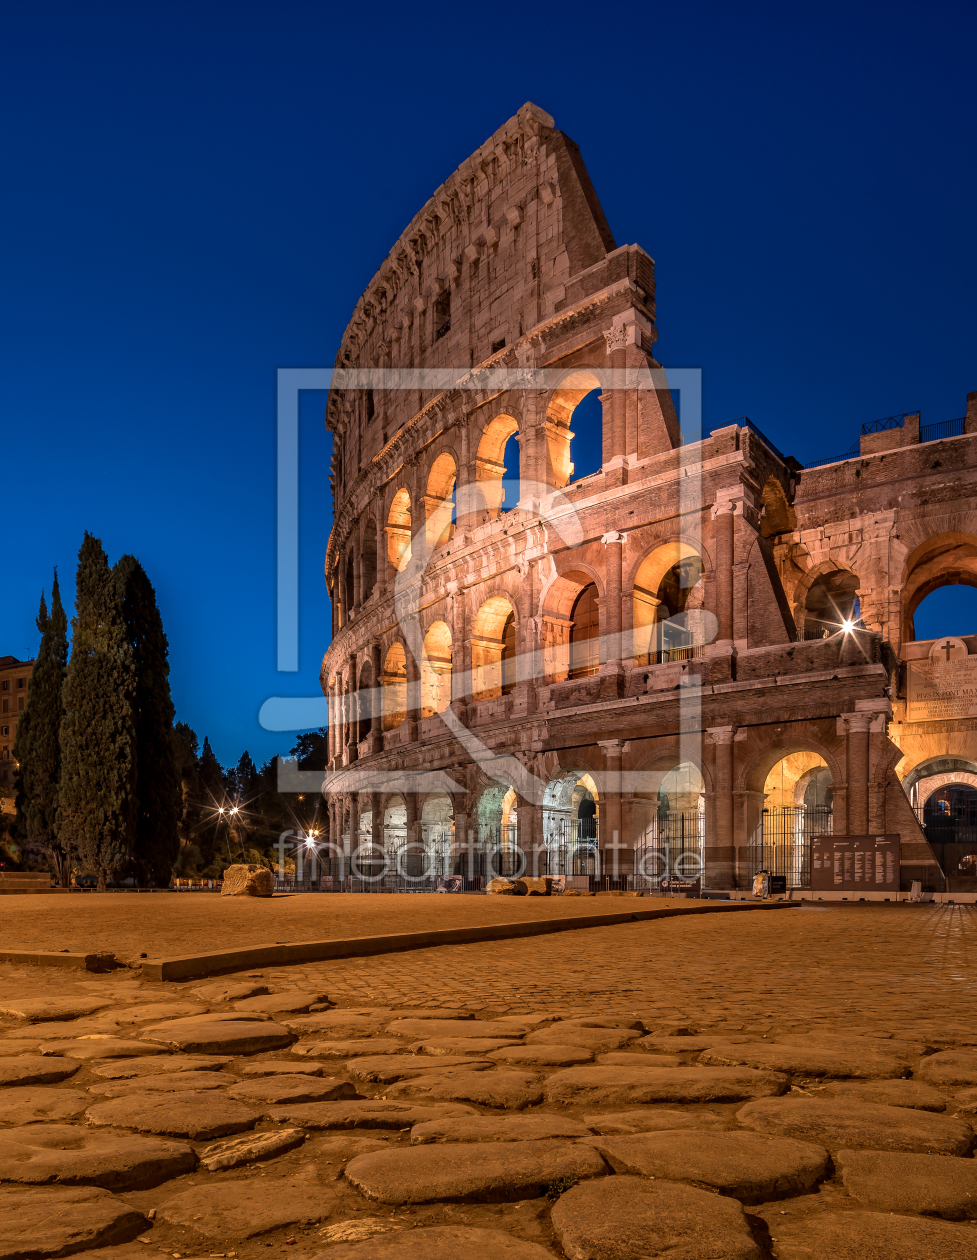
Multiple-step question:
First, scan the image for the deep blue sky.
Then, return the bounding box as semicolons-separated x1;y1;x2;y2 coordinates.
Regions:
2;1;975;766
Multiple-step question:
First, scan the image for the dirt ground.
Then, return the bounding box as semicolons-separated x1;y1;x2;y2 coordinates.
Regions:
0;891;712;962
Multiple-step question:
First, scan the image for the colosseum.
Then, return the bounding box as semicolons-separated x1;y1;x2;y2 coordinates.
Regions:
320;102;977;901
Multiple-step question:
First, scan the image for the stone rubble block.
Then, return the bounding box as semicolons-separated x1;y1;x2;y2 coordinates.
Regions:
0;1054;81;1086
156;1168;329;1238
0;1184;147;1258
583;1109;731;1134
343;1055;493;1083
344;1138;607;1203
736;1096;974;1154
311;1224;558;1258
85;1090;258;1140
835;1147;977;1218
488;1045;594;1066
199;1127;306;1171
0;1086;91;1125
544;1065;789;1107
592;1129;830;1202
226;1073;357;1105
822;1078;947;1111
771;1209;977;1259
410;1114;592;1144
265;1100;479;1129
917;1050;977;1087
698;1041;911;1079
0;1123;196;1189
220;863;274;897
140;1015;293;1054
549;1174;762;1260
380;1069;544;1110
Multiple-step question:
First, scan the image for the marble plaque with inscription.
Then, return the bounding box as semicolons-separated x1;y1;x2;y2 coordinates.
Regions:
907;652;977;722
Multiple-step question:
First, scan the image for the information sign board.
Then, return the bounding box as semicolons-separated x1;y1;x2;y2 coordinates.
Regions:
811;835;899;892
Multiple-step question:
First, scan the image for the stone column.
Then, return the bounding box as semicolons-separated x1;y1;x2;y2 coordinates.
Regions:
515;561;536;717
600;531;626;697
602;328;628;487
598;739;626;879
348;794;359;869
345;661;358;764
450;584;469;724
706;726;736;888
370;790;383;869
714;509;734;643
404;631;420;743
369;639;383;753
845;713;872;834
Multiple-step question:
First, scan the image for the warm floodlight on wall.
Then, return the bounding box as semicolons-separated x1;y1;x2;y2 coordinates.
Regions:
841;619;855;633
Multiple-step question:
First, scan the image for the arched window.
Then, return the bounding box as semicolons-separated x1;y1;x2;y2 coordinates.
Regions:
357;661;374;744
386;490;412;575
633;545;707;664
425;454;457;548
546;369;603;487
912;587;977;642
501;613;517;695
421;621;452;716
802;570;860;640
569;584;600;678
344;552;355;620
474;415;519;518
472;596;516;700
382;644;407;730
361;521;378;601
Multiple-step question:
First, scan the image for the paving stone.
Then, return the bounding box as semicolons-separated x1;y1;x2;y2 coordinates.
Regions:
284;1013;392;1037
21;1019;124;1040
408;1038;516;1055
524;1025;642;1053
386;1009;474;1020
292;1039;405;1058
226;1074;356;1105
583;1109;730;1134
191;981;269;1002
0;1184;146;1258
233;990;329;1014
598;1052;685;1067
549;1174;761;1260
918;1050;977;1086
38;1037;166;1059
0;1123;195;1188
638;1036;754;1053
822;1078;947;1111
90;1055;232;1079
736;1096;974;1154
771;1209;977;1259
344;1138;607;1203
381;1069;543;1110
343;1055;493;1083
0;1055;80;1086
698;1041;910;1078
386;1019;529;1039
779;1031;929;1055
107;1002;210;1024
312;1224;556;1259
488;1045;594;1066
87;1072;231;1097
410;1114;592;1144
955;1086;977;1113
308;1134;392;1177
140;1016;292;1054
238;1059;325;1076
85;1091;257;1139
835;1147;977;1218
156;1168;330;1238
0;998;110;1023
544;1065;789;1107
495;1013;562;1026
266;1100;478;1129
317;1217;403;1245
199;1127;306;1170
591;1130;829;1202
0;1086;90;1124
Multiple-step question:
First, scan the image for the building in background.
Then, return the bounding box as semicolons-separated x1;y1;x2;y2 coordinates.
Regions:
0;656;34;810
319;102;977;899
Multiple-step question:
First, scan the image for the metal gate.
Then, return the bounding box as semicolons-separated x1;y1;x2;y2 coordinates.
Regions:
749;805;832;888
634;810;704;889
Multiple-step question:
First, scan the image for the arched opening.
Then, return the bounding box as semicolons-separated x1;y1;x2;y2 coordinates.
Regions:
425;454;457;548
473;783;522;879
382;643;407;730
569;584;600;678
421;620;452;716
759;477;796;539
633;544;709;664
912;586;977;642
753;752;834;887
421;792;453;878
352;799;383;880
472;596;517;701
543;770;600;877
475;415;520;518
383;795;412;877
357;660;374;744
800;568;860;640
633;761;704;889
546;369;603;487
386;489;412;575
344;551;355;621
361;521;378;601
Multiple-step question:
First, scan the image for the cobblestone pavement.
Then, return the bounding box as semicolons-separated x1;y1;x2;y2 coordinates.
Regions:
0;902;975;1260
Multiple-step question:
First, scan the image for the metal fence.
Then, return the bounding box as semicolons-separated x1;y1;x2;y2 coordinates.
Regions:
634;809;704;890
746;805;833;888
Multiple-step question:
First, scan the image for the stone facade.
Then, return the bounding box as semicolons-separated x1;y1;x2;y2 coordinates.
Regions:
0;655;33;808
319;102;977;895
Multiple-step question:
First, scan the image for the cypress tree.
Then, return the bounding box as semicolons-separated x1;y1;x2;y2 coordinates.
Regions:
172;721;202;847
14;573;69;881
197;736;227;867
115;555;181;887
59;533;136;891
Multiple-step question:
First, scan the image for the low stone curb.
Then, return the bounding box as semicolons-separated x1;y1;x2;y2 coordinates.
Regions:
140;901;800;982
0;949;116;972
